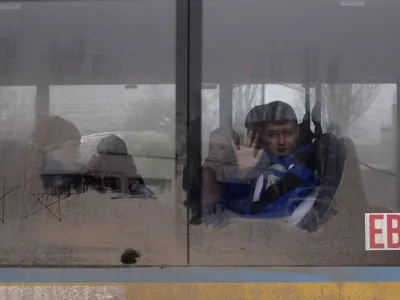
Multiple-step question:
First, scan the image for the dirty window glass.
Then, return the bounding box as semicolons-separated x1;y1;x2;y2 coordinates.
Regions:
0;0;184;266
188;0;400;266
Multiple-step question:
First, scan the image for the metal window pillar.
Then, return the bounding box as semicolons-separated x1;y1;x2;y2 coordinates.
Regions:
175;0;202;265
219;84;233;129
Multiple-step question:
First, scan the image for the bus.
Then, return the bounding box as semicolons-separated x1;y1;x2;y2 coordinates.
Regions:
0;0;398;299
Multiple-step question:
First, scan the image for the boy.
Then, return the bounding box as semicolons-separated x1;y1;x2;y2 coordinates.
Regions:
220;101;317;219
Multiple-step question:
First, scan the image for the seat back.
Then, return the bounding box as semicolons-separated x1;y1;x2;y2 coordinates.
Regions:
297;133;347;232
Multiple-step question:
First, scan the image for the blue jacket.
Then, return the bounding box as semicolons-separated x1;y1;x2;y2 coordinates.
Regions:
219;144;316;218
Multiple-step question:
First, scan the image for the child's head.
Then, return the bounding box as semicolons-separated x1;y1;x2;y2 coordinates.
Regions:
88;134;137;176
96;134;128;155
208;128;239;162
245;101;299;156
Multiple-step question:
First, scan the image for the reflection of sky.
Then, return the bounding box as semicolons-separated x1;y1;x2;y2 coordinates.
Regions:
350;85;395;145
50;83;397;146
264;84;307;120
0;84;395;146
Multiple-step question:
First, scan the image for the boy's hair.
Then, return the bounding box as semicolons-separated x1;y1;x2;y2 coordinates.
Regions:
245;101;297;128
245;101;298;134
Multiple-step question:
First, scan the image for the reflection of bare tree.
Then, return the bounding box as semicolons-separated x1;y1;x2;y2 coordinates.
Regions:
232;84;308;130
323;84;381;136
284;84;311;118
232;84;263;129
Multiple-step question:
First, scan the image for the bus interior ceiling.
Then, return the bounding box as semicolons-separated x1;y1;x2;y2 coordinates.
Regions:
0;0;398;266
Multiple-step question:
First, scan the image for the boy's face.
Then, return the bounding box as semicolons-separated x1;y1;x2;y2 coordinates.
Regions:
209;135;230;162
261;120;299;156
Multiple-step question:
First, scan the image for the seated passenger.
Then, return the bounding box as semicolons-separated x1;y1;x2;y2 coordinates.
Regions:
37;116;85;195
202;128;239;211
85;134;144;195
220;101;317;219
185;128;239;223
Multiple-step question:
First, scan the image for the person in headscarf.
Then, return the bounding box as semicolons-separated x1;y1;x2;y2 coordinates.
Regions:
34;116;85;196
185;127;239;224
201;128;240;211
203;128;239;181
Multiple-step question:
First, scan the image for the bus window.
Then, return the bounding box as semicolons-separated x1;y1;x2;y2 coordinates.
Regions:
189;0;400;266
0;0;185;266
323;84;397;212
